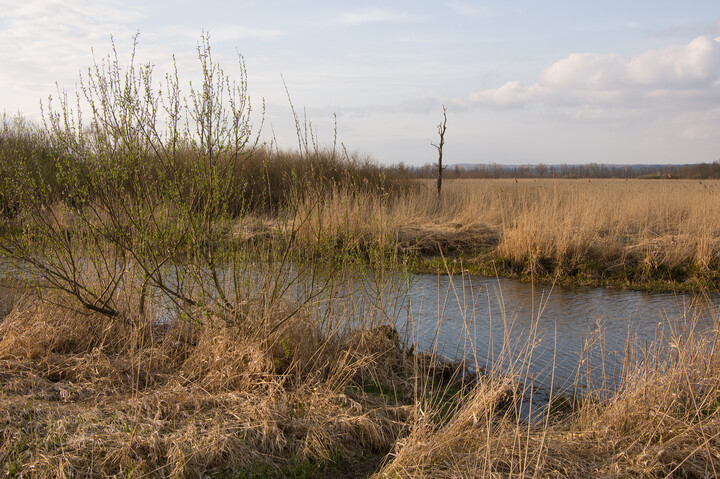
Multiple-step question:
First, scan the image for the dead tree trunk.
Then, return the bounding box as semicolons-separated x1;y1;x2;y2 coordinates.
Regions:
431;105;447;197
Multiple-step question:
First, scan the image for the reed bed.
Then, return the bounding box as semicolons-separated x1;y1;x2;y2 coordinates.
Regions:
392;179;720;262
380;306;720;478
377;179;720;287
274;177;720;289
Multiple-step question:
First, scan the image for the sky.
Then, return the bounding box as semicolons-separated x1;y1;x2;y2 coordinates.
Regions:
1;1;720;166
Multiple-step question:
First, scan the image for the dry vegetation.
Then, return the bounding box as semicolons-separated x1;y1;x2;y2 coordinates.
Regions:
279;177;720;289
0;286;423;477
2;34;720;477
394;178;720;267
1;282;719;477
3;168;720;477
380;309;720;478
314;178;720;290
4;111;720;478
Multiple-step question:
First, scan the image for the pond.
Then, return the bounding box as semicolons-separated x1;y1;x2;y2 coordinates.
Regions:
395;273;719;394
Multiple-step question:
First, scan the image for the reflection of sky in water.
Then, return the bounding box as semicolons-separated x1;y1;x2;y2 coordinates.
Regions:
402;275;719;392
317;271;719;395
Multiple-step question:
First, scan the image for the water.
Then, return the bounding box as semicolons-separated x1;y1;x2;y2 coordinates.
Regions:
399;274;719;393
2;259;718;398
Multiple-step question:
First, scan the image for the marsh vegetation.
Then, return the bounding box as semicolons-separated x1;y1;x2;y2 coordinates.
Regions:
1;36;719;477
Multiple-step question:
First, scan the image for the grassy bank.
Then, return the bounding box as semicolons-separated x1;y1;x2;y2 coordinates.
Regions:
384;178;720;292
0;281;420;477
1;277;718;477
261;177;720;292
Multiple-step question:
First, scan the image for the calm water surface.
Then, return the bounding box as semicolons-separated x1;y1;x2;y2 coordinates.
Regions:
397;274;719;393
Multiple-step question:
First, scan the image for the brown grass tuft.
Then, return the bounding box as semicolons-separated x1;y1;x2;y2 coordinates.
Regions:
380;313;720;478
0;287;420;476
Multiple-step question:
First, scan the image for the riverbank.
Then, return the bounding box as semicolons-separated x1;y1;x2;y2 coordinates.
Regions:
0;285;485;477
279;178;720;294
2;182;719;475
222;177;720;294
1;282;718;477
410;253;720;293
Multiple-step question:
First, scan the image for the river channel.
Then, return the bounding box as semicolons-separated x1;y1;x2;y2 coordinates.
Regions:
2;265;718;400
395;274;719;392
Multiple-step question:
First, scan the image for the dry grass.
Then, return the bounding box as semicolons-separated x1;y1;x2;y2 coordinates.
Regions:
391;179;720;270
380;310;720;479
2;178;720;477
269;178;720;288
0;291;420;477
265;178;720;279
288;182;397;259
1;277;719;477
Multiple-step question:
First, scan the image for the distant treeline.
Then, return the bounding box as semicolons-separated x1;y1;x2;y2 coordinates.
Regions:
395;161;720;180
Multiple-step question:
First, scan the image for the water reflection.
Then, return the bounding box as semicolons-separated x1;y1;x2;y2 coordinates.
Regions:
404;274;719;392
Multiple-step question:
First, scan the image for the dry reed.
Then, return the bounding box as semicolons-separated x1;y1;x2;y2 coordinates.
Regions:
391;179;720;272
0;285;421;477
379;303;720;478
1;273;719;477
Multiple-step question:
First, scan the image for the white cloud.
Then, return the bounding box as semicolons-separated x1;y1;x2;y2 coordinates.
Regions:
541;53;626;89
540;36;720;89
469;81;545;109
627;36;720;87
0;0;145;98
468;35;720;124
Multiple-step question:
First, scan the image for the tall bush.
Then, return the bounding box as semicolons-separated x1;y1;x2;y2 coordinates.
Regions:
1;34;263;318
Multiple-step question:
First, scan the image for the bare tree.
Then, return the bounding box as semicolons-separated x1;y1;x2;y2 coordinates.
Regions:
431;105;447;197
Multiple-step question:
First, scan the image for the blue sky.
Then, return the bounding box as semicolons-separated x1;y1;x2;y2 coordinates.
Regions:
1;1;720;166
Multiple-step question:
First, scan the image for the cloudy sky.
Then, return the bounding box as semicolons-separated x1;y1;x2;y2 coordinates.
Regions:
1;1;720;166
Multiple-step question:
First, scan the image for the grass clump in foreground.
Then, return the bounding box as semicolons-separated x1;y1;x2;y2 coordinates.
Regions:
380;312;720;478
1;279;719;477
0;282;423;477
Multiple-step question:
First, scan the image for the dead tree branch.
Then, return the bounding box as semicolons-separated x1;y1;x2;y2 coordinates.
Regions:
430;105;447;197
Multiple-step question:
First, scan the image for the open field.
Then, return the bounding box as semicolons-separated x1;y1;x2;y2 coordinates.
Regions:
396;178;720;290
284;177;720;292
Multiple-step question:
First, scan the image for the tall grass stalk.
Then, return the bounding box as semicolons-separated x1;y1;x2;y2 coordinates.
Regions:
380;272;720;478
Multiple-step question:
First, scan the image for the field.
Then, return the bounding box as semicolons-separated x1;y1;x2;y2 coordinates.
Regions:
288;177;720;291
1;38;720;477
401;178;720;290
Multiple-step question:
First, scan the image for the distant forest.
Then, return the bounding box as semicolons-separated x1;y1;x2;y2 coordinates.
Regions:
397;161;720;180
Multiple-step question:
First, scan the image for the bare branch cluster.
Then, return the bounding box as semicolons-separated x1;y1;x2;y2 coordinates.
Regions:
430;104;447;197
